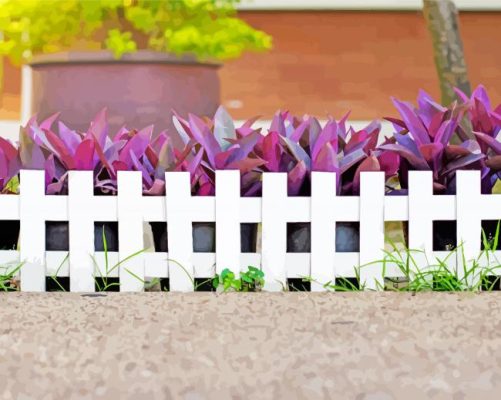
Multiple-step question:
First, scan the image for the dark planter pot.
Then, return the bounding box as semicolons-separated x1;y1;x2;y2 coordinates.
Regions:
193;223;216;253
0;220;20;250
45;222;118;252
287;223;311;253
241;223;258;253
29;51;221;146
149;223;217;253
336;222;360;253
149;222;258;253
150;222;168;252
286;222;360;253
45;222;70;251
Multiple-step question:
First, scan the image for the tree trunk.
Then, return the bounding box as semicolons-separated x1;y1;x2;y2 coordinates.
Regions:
423;0;471;105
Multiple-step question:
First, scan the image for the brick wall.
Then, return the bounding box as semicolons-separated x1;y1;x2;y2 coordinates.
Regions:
2;11;501;121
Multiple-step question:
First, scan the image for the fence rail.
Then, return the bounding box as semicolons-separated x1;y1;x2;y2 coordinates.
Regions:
0;170;499;292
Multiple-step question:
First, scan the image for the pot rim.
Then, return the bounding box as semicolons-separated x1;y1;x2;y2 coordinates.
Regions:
28;50;221;68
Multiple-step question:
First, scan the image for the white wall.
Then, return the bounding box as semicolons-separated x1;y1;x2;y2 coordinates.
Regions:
0;121;21;142
238;0;501;11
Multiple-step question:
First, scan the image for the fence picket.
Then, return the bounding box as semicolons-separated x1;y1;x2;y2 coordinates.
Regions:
456;171;481;282
216;170;241;276
262;173;287;291
311;172;336;291
408;171;434;261
165;172;194;291
117;171;145;292
68;171;97;292
409;171;435;274
360;172;385;290
19;170;47;291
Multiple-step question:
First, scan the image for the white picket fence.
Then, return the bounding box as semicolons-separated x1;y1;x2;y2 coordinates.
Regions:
0;169;499;292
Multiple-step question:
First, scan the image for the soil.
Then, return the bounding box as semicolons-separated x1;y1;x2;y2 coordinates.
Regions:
1;292;501;399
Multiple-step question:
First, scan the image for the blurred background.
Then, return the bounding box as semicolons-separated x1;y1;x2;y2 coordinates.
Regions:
1;0;500;138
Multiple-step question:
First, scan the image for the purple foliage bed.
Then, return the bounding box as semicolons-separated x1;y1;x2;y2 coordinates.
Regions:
1;85;500;197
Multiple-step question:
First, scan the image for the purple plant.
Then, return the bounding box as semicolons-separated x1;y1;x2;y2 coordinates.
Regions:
379;90;485;194
172;106;266;196
261;110;399;195
455;85;501;193
19;109;181;195
173;107;398;197
0;137;20;193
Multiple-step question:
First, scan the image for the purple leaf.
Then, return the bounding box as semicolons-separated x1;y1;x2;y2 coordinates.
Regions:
362;119;382;136
378;143;429;170
187;148;204;175
270;111;286;137
352;155;381;195
119;125;153;167
434;119;458;146
151;130;168;150
0;149;8;180
197;181;214;196
237;115;261;137
188;113;221;167
393;131;423;160
144;179;165;196
43;129;76;169
417;90;446;127
0;137;18;160
474;132;501;155
289;118;310;142
46;173;68;195
313;142;338;172
226;157;266;174
40;112;60;131
441;152;485;176
87;108;109;150
214;106;236;150
19;124;45;169
74;139;95;170
489;110;501;127
129;149;153;187
308;117;323;147
287;160;307;196
58;121;82;154
474;97;493;134
337;111;351;139
377;149;399;177
472;84;492;111
391;97;430;145
172;112;192;145
339;148;367;173
225;130;263;166
454;87;471;104
280;135;311;170
156;139;176;174
311;119;337;161
261;132;281;172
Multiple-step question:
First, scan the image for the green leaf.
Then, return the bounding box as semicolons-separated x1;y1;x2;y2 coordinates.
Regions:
105;29;137;59
212;276;220;289
233;280;242;291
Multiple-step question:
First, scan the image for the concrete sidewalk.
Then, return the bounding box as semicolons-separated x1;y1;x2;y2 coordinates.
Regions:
1;292;501;399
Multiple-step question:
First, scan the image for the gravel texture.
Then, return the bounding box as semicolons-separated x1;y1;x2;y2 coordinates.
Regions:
1;292;501;399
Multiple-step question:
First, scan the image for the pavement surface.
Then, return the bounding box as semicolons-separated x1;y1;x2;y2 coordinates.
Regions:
1;292;501;399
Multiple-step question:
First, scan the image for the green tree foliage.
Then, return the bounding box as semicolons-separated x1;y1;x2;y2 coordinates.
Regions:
0;0;272;63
